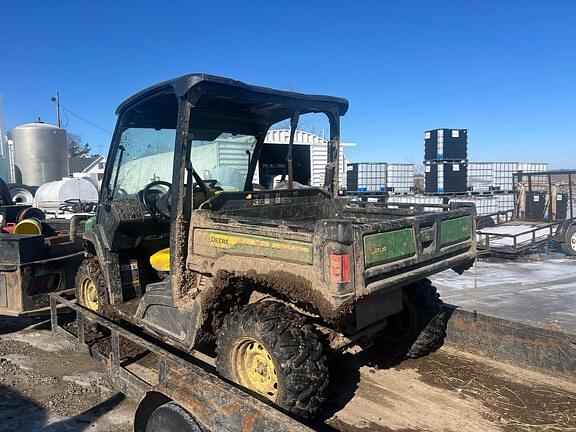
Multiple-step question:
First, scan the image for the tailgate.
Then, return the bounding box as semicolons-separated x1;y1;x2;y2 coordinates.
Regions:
354;208;475;296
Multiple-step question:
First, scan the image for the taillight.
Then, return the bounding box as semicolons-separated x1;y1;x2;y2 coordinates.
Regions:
329;253;350;283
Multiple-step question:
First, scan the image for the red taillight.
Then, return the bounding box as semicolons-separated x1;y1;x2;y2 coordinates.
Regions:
329;253;350;283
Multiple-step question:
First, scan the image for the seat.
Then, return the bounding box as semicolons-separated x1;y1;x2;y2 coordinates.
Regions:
150;248;170;272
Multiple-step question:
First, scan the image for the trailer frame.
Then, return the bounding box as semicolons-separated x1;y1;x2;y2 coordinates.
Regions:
49;291;311;432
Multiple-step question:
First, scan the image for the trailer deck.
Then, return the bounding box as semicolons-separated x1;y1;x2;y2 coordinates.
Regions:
477;219;559;256
49;292;310;432
1;299;574;431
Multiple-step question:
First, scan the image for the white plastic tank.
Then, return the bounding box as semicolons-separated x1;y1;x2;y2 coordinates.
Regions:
13;121;69;187
33;177;98;210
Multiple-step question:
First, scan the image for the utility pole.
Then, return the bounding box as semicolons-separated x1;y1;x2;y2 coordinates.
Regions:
51;92;61;128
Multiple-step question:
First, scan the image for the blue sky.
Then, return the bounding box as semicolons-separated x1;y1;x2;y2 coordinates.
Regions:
1;1;574;168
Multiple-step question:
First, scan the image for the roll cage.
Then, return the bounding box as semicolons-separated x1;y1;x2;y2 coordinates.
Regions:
97;73;349;280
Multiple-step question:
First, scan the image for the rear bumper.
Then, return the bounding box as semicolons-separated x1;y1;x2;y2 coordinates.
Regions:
361;247;476;296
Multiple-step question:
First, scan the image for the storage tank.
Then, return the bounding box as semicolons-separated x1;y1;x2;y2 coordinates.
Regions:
13;121;69;187
33;177;98;210
346;162;388;192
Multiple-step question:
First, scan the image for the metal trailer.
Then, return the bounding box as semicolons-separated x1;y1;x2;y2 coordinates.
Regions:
476;170;576;257
49;291;310;432
0;210;89;315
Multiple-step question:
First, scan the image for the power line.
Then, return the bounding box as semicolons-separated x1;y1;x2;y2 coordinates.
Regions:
61;105;112;134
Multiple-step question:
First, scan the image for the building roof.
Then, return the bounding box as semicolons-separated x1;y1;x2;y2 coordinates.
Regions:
69;155;103;173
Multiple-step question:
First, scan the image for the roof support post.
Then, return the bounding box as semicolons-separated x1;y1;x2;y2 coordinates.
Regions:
286;112;299;190
325;112;341;197
170;97;193;298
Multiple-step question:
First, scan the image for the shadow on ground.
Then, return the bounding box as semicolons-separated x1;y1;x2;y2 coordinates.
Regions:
0;315;48;336
0;384;126;432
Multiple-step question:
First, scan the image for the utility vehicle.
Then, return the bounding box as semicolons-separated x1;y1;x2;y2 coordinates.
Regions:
76;74;476;418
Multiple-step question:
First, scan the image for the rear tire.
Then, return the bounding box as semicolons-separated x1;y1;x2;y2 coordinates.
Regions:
145;402;201;432
75;257;108;313
216;301;328;418
384;279;447;358
561;226;576;256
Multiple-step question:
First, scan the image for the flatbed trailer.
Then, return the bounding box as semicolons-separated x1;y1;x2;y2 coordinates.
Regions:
476;210;561;256
49;291;311;432
477;170;576;257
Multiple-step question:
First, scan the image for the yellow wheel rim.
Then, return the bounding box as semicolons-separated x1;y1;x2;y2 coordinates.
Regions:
232;338;278;401
80;276;99;312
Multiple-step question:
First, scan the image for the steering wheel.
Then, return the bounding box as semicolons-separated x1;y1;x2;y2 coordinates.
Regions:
141;181;172;220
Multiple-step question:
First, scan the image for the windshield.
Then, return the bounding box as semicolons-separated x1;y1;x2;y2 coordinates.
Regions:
110;127;256;197
191;130;256;191
111;127;176;198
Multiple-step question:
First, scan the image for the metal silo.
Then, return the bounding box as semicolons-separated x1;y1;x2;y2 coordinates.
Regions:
13;121;69;186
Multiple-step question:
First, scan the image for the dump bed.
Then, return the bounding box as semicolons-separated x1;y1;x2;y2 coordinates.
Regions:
189;189;476;320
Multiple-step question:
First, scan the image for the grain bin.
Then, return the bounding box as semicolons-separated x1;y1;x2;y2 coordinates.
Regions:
13;121;69;187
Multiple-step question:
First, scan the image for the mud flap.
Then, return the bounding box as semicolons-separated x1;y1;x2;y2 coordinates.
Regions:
355;287;402;330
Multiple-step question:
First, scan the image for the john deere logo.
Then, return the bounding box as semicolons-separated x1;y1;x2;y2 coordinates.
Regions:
369;246;388;256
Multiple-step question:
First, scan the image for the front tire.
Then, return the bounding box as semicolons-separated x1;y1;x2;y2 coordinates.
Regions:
75;257;108;313
384;279;447;358
561;226;576;256
216;301;328;418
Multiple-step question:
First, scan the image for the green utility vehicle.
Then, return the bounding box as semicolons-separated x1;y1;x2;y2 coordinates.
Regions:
76;74;476;419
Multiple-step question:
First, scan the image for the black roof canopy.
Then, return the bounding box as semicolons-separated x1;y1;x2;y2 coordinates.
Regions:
116;74;349;127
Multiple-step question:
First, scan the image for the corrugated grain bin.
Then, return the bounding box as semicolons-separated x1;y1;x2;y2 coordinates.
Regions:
13;122;69;187
424;129;467;161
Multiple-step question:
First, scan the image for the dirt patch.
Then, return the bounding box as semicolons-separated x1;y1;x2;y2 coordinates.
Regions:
327;417;420;432
398;349;576;432
0;325;136;431
0;329;129;423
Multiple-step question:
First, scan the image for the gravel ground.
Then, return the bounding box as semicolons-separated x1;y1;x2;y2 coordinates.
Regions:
0;312;574;431
0;318;134;432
